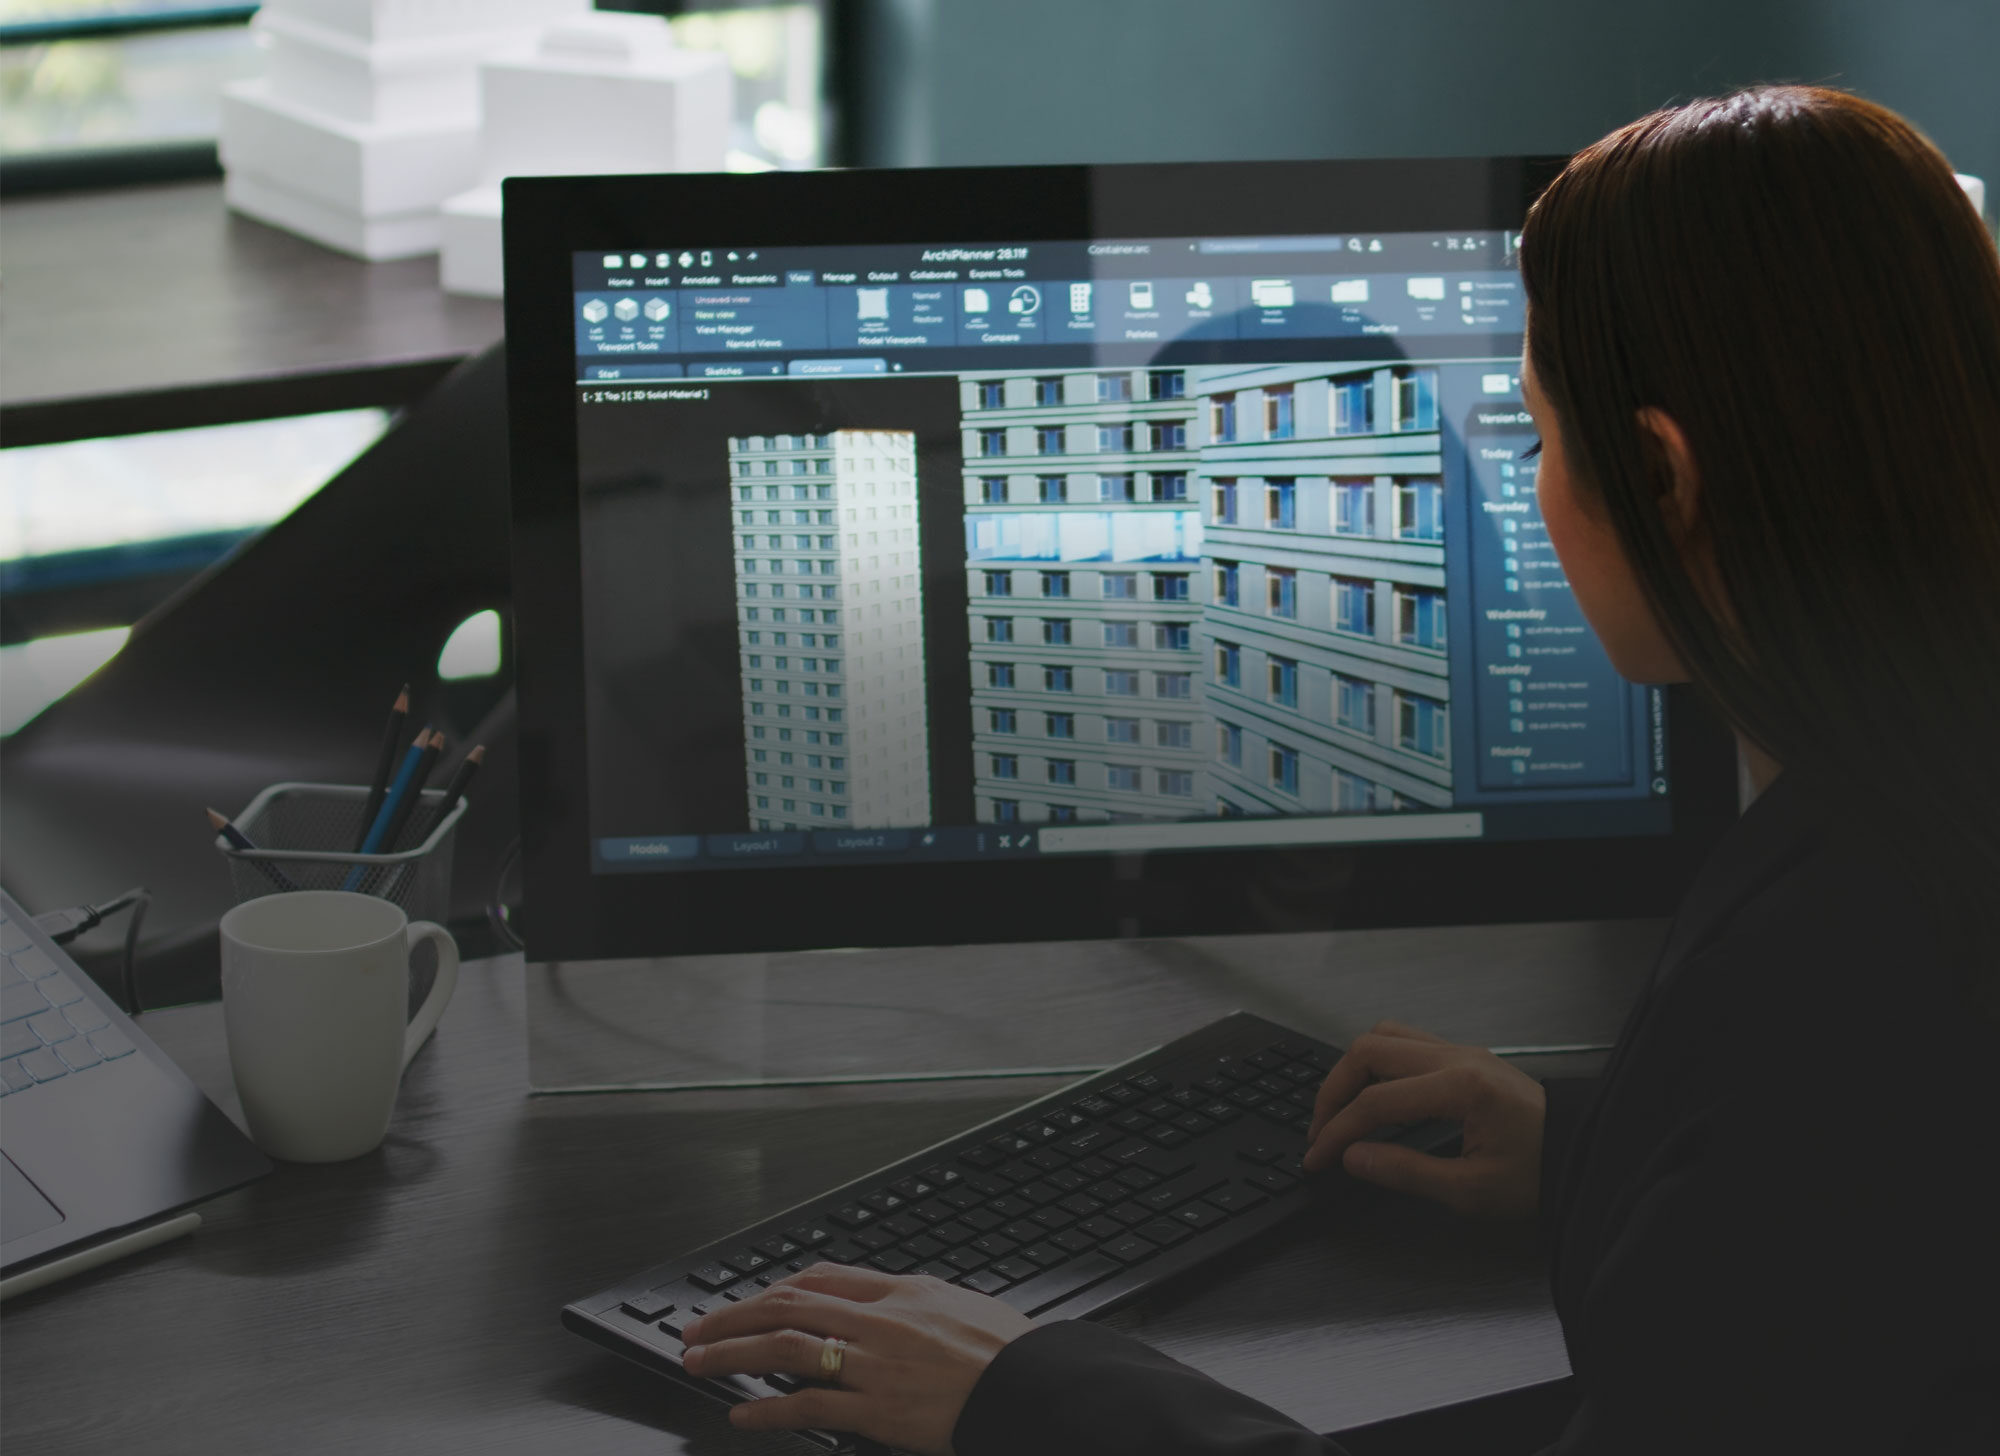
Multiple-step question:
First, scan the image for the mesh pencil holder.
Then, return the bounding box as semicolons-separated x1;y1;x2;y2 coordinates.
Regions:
218;781;469;924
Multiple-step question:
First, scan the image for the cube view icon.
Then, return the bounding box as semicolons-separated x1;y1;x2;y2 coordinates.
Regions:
581;299;610;323
644;298;671;321
613;298;640;320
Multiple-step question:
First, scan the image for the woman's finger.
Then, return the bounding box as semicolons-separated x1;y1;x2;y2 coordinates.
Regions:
726;1385;872;1435
1304;1067;1467;1171
1308;1032;1460;1141
679;1277;881;1349
1336;1138;1475;1208
683;1327;867;1384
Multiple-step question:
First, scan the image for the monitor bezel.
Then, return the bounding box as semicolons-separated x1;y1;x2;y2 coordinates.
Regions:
503;158;1740;963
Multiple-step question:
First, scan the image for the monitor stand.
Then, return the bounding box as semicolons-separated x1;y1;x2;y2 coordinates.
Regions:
524;918;1662;1092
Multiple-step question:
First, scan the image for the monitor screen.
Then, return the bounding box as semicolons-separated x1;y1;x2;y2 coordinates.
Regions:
505;161;1737;960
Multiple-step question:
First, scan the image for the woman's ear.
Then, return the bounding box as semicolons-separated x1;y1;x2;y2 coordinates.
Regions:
1636;405;1702;545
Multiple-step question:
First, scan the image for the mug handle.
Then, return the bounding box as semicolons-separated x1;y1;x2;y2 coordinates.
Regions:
401;921;461;1073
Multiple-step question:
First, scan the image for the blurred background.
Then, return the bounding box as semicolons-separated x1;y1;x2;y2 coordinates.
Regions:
3;0;1995;737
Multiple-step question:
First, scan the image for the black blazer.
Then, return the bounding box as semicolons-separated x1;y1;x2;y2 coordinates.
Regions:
955;770;2000;1454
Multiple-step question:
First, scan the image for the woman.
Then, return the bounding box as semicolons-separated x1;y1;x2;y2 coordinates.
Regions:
676;86;2000;1454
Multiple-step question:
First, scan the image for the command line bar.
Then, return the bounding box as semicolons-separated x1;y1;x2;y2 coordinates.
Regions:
1037;812;1484;855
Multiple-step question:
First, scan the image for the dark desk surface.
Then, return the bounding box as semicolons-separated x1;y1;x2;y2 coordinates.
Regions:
0;181;504;443
0;947;1623;1455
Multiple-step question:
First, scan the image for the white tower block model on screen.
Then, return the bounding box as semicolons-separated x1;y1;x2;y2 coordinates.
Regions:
220;0;587;260
439;12;732;297
729;431;932;833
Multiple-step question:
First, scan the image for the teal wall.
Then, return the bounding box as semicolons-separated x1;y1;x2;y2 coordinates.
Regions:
851;0;1997;218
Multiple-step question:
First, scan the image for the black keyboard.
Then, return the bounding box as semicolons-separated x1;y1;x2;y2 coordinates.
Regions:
561;1011;1459;1450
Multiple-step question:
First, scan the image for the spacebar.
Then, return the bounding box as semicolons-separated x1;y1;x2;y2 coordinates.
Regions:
1003;1253;1122;1317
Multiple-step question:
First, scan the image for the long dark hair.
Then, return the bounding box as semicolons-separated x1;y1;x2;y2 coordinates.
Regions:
1518;86;2000;988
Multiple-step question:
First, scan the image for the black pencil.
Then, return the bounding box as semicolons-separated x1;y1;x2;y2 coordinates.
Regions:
422;744;485;839
378;729;444;853
207;808;300;893
354;684;411;850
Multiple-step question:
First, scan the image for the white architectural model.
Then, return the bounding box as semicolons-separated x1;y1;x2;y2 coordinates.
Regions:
219;0;588;259
728;432;931;832
439;11;732;297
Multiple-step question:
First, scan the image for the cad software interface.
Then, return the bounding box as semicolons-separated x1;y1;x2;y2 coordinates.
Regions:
568;230;1669;873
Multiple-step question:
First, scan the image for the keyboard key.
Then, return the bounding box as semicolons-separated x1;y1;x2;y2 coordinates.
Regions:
0;919;28;953
1281;1062;1318;1084
1101;1233;1160;1265
982;1196;1031;1221
1195;1075;1233;1096
1145;1127;1191;1148
1020;1242;1070;1268
958;1208;1007;1234
1128;1071;1166;1092
1207;1184;1270;1214
1014;1120;1064;1143
1014;1180;1062;1207
996;1160;1042;1185
1045;1168;1089;1193
755;1235;804;1261
1072;1095;1116;1118
959;1268;1012;1295
891;1175;936;1201
1255;1074;1293;1097
1;1059;34;1092
13;948;56;980
25;1010;70;1046
754;1274;777;1287
55;1040;101;1072
914;1261;959;1282
999;1219;1043;1245
1172;1202;1227;1231
1007;1251;1122;1316
1140;1174;1224;1213
0;958;20;988
930;1220;975;1246
39;973;83;1008
1059;1126;1119;1157
903;1234;946;1261
3;1020;39;1060
1237;1144;1281;1164
1073;1154;1118;1179
1043;1108;1090;1131
1169;1088;1205;1108
1056;1192;1103;1219
963;1174;1010;1199
720;1288;745;1302
1107;1201;1153;1226
878;1213;923;1240
784;1223;834;1247
18;1048;66;1082
764;1373;805;1393
1138;1098;1178;1121
1029;1206;1074;1232
1100;1083;1142;1105
1229;1086;1270;1108
1111;1110;1155;1135
1025;1148;1071;1173
1247;1051;1288;1071
2;981;47;1023
861;1190;906;1214
828;1203;876;1229
1245;1168;1299;1195
1200;1101;1241;1124
1131;1147;1194;1179
967;1234;1018;1262
910;1199;956;1225
1051;1228;1095;1253
87;1026;135;1060
1114;1166;1158;1190
1133;1217;1194;1247
870;1249;918;1273
622;1291;678;1322
959;1145;1005;1169
1075;1215;1124;1242
820;1238;867;1263
853;1227;897;1252
726;1247;771;1273
1086;1179;1125;1203
991;1256;1041;1283
1174;1113;1216;1136
688;1263;742;1291
943;1246;989;1273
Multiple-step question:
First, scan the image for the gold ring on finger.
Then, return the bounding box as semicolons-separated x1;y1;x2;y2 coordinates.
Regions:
818;1335;848;1385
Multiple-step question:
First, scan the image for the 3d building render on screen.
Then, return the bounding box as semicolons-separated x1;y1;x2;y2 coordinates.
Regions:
728;429;932;832
960;362;1448;826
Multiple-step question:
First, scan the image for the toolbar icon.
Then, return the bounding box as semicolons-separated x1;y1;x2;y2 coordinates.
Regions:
1185;281;1213;309
1331;278;1369;303
1128;281;1154;309
1069;282;1092;314
628;254;647;268
581;298;609;323
643;297;670;322
1008;284;1040;315
727;250;739;261
700;250;713;266
602;254;621;269
613;297;640;321
678;251;694;267
963;287;990;314
1250;278;1294;308
856;287;889;321
1407;276;1446;301
655;252;672;268
1347;238;1363;253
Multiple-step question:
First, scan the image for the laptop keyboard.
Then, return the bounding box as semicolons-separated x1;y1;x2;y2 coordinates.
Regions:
564;1010;1456;1439
0;907;136;1095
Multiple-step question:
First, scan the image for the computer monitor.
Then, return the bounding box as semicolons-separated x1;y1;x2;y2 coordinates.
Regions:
502;159;1738;967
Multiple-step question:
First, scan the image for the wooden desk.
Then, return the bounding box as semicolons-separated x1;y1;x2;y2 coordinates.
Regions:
0;180;504;445
0;951;1620;1454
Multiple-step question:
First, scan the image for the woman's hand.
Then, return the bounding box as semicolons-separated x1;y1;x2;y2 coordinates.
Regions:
1303;1019;1547;1219
678;1262;1035;1455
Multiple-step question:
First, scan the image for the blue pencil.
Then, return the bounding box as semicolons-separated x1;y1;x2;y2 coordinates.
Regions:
343;730;429;890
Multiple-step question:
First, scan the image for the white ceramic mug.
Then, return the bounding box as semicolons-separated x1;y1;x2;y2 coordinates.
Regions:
219;891;459;1163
